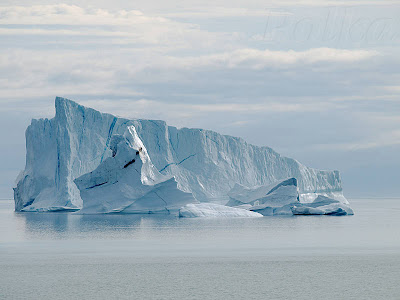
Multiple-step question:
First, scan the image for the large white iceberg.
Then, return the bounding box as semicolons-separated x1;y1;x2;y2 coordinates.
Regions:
74;126;196;214
179;203;263;218
14;97;350;213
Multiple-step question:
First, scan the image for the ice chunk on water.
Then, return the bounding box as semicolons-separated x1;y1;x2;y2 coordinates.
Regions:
291;196;354;216
179;203;263;218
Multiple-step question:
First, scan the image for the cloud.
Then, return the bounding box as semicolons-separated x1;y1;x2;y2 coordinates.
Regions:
0;46;378;96
77;98;342;124
383;85;400;93
0;5;164;26
0;4;231;50
160;7;292;18
306;110;400;152
0;27;134;37
263;0;400;7
161;48;379;70
314;129;400;151
2;1;394;27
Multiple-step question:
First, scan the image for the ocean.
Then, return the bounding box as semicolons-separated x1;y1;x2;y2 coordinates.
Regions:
1;198;399;299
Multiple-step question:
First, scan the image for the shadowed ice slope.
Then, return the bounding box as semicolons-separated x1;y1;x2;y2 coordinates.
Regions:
75;126;196;214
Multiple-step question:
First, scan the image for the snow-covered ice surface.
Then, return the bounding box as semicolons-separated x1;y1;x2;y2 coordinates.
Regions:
14;97;350;213
75;126;196;214
179;203;263;218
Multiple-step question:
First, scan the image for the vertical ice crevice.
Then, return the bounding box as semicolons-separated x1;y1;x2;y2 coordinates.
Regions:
100;117;117;163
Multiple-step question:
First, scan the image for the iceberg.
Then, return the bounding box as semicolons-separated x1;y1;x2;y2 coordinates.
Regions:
14;97;350;213
74;126;196;214
179;203;263;218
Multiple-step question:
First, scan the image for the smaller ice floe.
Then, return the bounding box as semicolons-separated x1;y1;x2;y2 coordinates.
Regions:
75;126;196;214
291;195;354;216
179;203;263;218
227;178;299;216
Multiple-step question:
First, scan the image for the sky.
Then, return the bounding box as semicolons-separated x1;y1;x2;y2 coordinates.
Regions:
0;0;399;198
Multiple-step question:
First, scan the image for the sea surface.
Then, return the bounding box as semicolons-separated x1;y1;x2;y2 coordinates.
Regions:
1;198;400;300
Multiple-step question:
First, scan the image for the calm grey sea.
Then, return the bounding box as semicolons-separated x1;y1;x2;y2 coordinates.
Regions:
1;198;399;300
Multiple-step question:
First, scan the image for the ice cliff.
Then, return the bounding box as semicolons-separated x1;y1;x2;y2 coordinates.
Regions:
14;97;349;213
